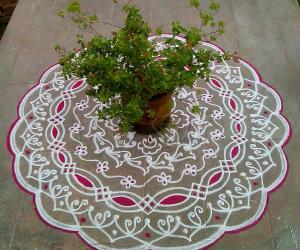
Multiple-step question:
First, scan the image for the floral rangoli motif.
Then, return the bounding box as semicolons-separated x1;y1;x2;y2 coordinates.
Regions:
8;35;291;250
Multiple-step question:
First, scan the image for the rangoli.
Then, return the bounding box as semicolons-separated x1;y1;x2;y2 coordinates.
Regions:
8;35;291;250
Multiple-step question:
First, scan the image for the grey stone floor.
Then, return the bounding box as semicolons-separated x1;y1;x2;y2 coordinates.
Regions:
0;0;299;249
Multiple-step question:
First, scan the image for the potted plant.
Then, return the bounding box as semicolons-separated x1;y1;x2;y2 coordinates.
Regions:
55;0;234;133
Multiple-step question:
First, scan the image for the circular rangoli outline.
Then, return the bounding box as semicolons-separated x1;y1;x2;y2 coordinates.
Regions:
7;34;291;250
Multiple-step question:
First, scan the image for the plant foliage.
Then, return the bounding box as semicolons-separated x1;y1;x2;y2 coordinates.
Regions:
56;0;234;132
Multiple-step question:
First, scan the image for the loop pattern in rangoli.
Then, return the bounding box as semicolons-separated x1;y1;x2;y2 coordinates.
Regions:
9;35;290;250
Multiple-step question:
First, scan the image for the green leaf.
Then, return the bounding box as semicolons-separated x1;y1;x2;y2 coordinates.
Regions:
209;0;220;11
155;27;162;36
200;12;213;26
192;105;200;113
67;0;81;13
54;44;61;51
171;21;184;35
89;14;98;22
57;10;64;18
189;0;200;8
210;35;217;41
170;121;177;129
186;27;201;46
146;109;156;118
218;28;224;35
218;20;224;27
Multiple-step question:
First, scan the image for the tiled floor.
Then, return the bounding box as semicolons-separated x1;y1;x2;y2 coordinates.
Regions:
0;0;299;249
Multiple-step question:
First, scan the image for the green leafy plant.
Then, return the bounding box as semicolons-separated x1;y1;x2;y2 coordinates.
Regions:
56;0;235;132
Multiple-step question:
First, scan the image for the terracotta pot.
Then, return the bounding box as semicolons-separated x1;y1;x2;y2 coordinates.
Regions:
134;93;173;134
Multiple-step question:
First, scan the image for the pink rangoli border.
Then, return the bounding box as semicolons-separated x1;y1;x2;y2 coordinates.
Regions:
6;38;292;249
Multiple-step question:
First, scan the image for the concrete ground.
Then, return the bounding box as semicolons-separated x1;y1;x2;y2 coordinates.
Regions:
0;0;299;249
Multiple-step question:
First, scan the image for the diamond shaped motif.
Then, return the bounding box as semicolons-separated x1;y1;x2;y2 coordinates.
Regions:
48;140;65;151
48;115;65;125
95;186;110;202
230;113;246;122
220;160;236;172
231;134;247;144
220;89;232;97
61;89;76;99
190;183;207;200
61;162;76;174
139;194;157;213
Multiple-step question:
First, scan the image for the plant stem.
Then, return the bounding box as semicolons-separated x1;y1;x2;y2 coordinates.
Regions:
99;21;123;29
135;71;153;94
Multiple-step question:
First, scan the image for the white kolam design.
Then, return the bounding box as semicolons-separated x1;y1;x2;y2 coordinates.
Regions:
9;35;290;250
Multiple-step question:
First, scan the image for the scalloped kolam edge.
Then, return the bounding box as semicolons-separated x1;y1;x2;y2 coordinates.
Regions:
6;35;292;250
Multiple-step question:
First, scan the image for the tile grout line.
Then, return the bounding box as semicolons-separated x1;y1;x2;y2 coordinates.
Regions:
266;211;276;250
2;3;41;242
261;2;289;249
150;0;153;27
6;0;42;85
111;0;115;29
7;81;35;86
228;0;241;53
8;195;24;250
269;0;294;75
